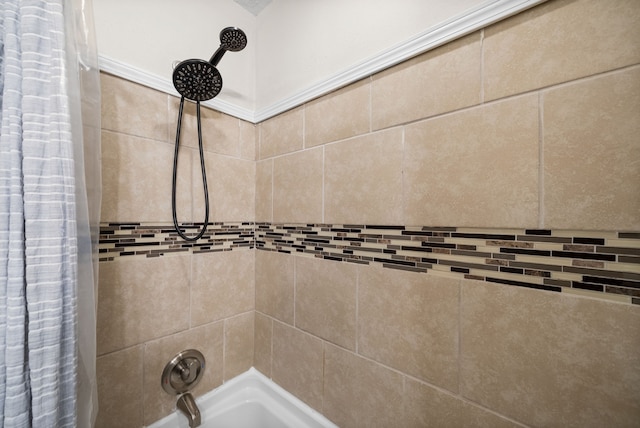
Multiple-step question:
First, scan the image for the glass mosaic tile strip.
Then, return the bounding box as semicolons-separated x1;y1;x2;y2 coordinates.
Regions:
255;223;640;305
99;222;640;305
99;222;254;261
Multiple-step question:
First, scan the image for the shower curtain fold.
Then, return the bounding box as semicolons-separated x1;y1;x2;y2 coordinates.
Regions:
0;0;100;426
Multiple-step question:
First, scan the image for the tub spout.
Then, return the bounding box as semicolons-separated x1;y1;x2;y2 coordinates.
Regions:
177;393;201;428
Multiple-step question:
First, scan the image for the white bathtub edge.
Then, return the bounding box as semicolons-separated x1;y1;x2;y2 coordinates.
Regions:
146;367;338;428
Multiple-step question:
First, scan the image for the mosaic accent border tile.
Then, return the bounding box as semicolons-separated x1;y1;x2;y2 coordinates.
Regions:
255;224;640;305
99;222;254;262
99;222;640;305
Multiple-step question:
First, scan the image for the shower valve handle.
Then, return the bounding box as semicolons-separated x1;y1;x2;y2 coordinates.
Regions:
178;358;199;384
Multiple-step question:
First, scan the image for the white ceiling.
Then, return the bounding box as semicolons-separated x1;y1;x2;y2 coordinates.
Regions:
93;0;546;122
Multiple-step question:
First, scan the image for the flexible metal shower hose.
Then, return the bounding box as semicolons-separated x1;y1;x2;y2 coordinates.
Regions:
172;96;210;241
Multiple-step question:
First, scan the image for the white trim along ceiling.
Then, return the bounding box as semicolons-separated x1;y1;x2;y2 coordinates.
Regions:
95;0;547;123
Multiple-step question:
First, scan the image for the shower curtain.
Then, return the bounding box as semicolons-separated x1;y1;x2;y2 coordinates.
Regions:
0;0;101;426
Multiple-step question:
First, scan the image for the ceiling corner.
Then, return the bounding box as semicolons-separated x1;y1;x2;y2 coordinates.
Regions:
233;0;272;16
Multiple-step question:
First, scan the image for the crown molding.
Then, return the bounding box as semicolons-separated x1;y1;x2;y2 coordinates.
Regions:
98;55;257;122
98;0;546;124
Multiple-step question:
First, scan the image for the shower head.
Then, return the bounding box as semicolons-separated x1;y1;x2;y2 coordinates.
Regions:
209;27;247;66
171;26;246;102
220;27;247;51
172;59;223;102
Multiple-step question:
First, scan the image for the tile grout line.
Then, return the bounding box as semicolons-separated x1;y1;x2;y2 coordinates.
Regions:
293;255;297;327
457;278;463;396
355;267;360;355
480;29;485;103
270;158;274;222
321;146;326;224
368;76;373;133
401;126;406;226
538;91;545;229
301;103;306;150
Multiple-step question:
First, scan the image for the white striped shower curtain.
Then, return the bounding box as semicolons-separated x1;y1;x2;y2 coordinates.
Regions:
0;0;100;426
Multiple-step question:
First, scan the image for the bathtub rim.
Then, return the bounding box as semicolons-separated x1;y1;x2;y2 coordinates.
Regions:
146;367;338;428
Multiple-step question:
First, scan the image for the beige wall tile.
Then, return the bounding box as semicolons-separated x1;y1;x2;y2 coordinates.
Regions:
460;280;640;427
358;265;460;392
169;97;240;157
255;159;273;222
259;106;304;159
97;256;191;355
273;148;323;223
143;321;224;426
195;152;255;222
253;312;273;377
325;129;403;225
484;0;640;101
404;377;521;428
404;94;539;228
191;250;255;326
101;73;168;142
239;119;257;160
295;256;357;350
101;130;192;223
255;250;295;324
323;343;403;428
543;67;640;230
271;321;324;411
96;346;143;428
224;312;254;381
305;80;370;147
372;33;481;130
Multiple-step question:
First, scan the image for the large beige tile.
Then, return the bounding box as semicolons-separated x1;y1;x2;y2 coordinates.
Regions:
259;106;304;159
460;280;640;427
404;94;539;228
323;343;403;428
143;322;224;426
273;148;323;223
101;73;168;142
97;256;191;355
358;265;460;392
194;152;255;222
325;128;403;225
255;250;295;324
295;256;357;350
372;33;481;130
239;119;257;161
96;346;143;428
543;67;640;230
224;312;254;381
255;159;273;222
271;322;324;411
484;0;640;101
191;250;255;327
305;80;370;147
101;130;192;223
403;377;521;428
169;97;240;157
253;312;273;377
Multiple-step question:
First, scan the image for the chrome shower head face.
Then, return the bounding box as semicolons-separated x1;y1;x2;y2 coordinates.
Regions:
219;27;247;52
172;59;222;102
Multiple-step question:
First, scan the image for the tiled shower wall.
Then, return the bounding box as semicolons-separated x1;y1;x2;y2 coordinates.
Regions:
96;0;640;427
253;1;640;427
96;74;258;427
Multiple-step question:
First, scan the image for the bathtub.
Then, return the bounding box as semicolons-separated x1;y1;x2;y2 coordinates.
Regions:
147;368;338;428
